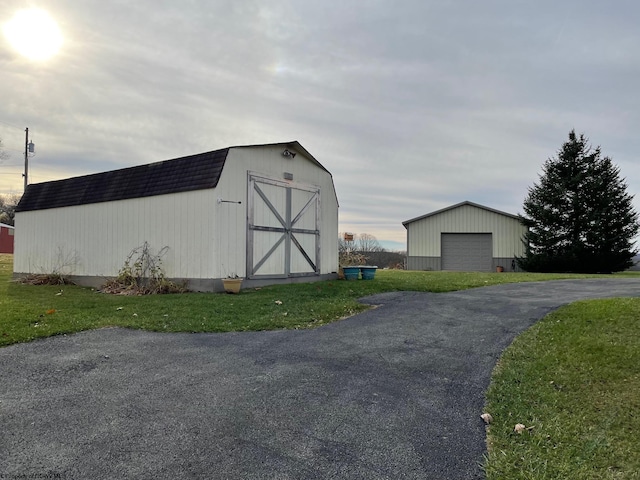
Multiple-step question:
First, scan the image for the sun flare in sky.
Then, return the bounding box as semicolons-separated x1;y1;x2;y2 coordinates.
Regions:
3;8;62;61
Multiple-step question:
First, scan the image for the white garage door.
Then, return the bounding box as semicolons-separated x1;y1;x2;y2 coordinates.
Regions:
441;233;492;271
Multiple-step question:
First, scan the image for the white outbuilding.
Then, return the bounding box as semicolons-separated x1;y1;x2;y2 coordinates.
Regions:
14;141;339;291
403;201;527;272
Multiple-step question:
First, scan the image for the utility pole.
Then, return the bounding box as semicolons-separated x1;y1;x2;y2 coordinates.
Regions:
23;127;29;191
23;127;34;192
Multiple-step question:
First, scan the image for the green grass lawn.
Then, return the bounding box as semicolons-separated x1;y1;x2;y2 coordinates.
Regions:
0;254;611;347
3;254;640;476
484;298;640;479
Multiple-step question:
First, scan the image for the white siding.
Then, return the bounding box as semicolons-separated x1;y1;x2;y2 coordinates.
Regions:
14;189;219;279
14;143;339;282
406;204;526;258
226;145;338;276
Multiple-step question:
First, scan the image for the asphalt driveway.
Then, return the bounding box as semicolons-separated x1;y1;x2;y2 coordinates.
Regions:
2;278;640;479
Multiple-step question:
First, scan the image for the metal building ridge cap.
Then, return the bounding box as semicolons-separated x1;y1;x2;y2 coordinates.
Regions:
402;200;520;227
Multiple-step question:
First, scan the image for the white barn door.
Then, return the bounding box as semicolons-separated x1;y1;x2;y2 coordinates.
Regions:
247;174;320;279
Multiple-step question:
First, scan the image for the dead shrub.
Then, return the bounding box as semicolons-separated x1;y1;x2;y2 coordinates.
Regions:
17;273;75;286
100;242;187;295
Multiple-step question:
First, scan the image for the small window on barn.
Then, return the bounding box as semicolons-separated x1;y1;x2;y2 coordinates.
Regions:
8;229;14;236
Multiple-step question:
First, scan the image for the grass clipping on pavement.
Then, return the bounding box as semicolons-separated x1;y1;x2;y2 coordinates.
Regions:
484;298;640;479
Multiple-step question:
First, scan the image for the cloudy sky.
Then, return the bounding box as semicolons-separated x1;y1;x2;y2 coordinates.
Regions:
1;1;639;250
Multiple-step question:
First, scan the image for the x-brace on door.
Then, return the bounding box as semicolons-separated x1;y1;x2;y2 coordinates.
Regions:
247;173;320;279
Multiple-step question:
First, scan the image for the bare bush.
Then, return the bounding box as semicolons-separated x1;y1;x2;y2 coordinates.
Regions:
17;273;75;286
101;242;187;295
17;247;79;285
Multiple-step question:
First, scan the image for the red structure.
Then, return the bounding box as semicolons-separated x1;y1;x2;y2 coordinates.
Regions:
0;223;14;254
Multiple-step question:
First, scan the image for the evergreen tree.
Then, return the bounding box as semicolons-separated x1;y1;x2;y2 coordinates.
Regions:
518;130;639;273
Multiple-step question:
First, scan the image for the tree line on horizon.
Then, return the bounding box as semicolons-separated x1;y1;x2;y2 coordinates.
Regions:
339;232;406;269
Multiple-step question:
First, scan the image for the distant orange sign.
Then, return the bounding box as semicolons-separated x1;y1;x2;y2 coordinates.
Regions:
343;233;354;241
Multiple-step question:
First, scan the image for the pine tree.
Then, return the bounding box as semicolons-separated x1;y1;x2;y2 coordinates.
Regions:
518;130;639;273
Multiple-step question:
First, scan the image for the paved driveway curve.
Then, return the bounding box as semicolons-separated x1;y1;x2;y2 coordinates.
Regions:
2;279;640;479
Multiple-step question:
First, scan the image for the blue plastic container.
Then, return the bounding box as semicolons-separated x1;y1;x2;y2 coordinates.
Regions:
342;266;360;280
360;266;378;280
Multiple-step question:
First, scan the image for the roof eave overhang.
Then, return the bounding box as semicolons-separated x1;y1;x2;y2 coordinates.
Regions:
403;200;520;227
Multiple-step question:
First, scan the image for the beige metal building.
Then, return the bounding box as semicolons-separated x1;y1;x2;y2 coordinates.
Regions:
14;141;339;291
403;201;527;272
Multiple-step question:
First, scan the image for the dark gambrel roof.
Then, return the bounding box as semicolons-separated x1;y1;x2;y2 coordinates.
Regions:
16;148;230;212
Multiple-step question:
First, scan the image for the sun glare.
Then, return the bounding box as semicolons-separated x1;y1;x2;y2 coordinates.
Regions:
3;8;62;61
